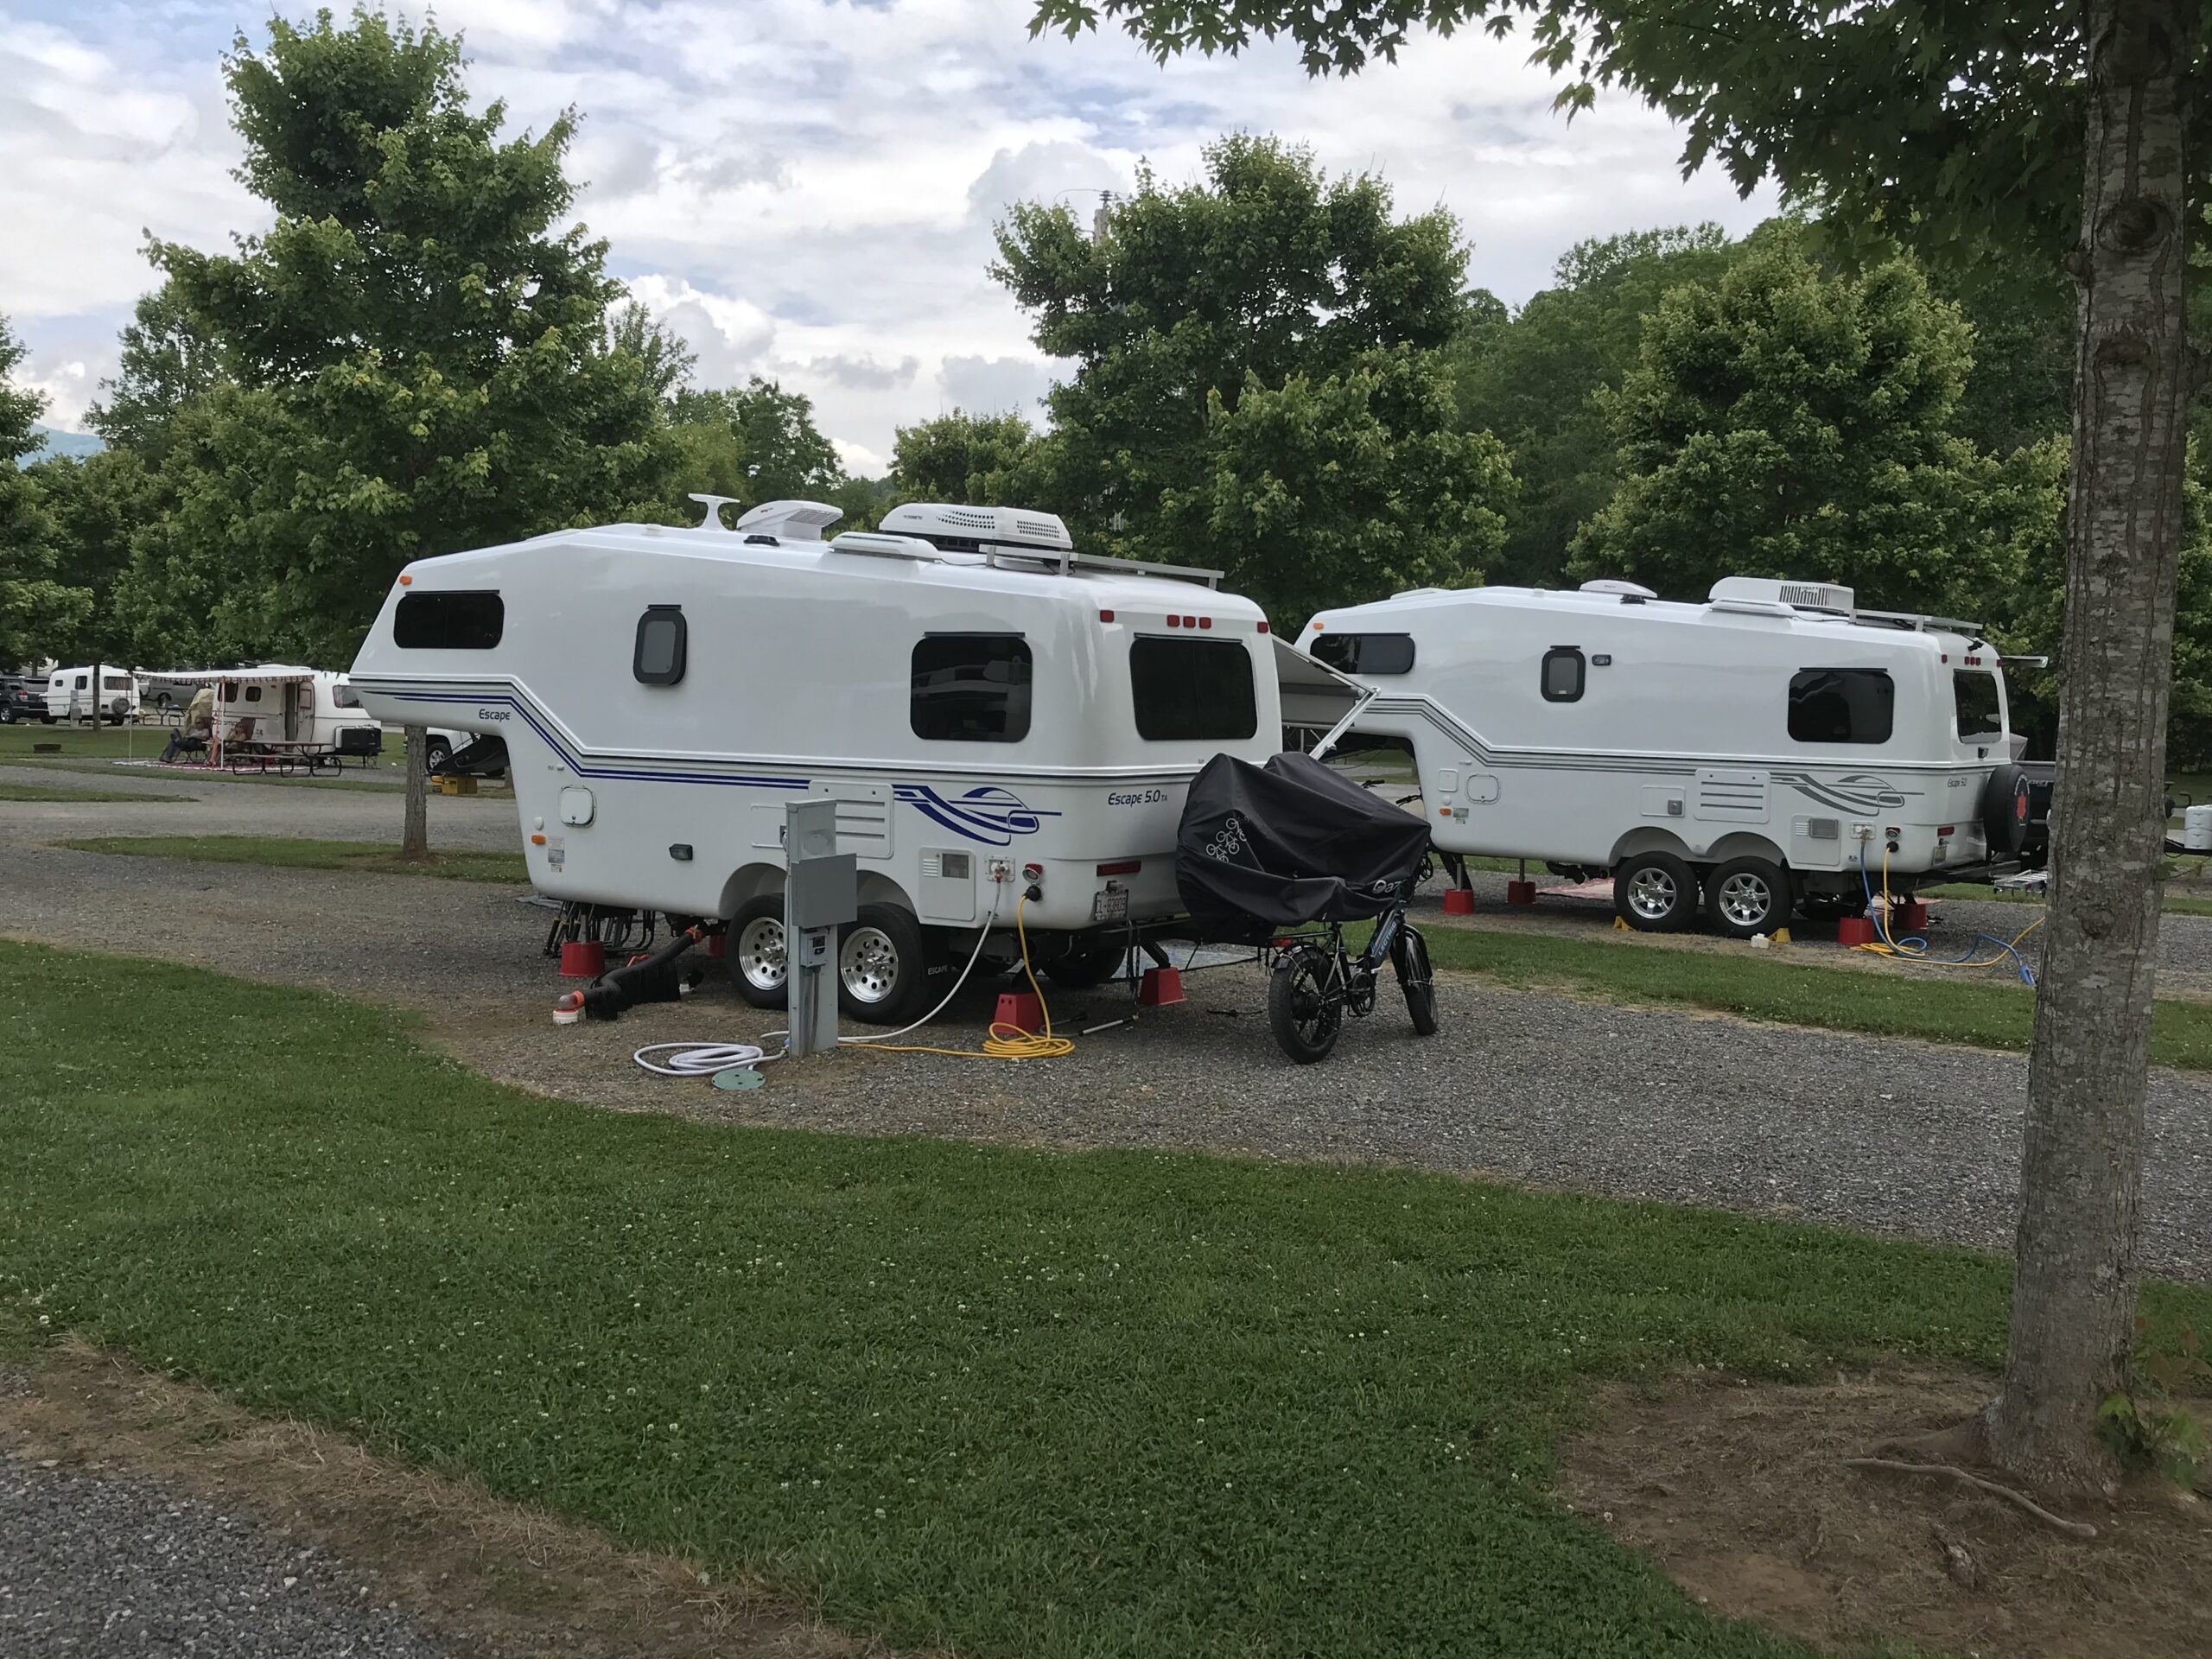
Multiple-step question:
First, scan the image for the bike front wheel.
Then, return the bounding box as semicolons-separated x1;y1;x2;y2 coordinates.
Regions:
1268;944;1344;1064
1392;923;1439;1037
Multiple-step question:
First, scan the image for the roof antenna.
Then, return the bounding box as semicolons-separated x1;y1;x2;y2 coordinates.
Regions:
689;493;741;531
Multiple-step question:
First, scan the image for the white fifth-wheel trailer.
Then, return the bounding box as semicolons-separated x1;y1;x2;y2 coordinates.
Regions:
1299;576;2045;938
348;499;1366;1023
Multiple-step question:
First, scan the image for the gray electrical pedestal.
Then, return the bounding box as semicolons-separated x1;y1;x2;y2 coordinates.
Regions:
784;799;856;1059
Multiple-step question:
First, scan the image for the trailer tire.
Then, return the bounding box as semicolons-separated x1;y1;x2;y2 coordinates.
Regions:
727;896;790;1009
1044;939;1128;988
1706;855;1792;939
837;903;931;1027
1613;851;1698;932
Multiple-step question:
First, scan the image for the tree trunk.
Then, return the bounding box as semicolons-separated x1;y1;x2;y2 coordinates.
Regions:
403;723;429;861
1983;0;2197;1490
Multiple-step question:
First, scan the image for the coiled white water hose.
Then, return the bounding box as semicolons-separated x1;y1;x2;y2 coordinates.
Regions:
631;883;1048;1078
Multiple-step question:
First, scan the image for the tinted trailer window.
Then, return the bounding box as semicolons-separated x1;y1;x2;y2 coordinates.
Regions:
1788;668;1894;745
911;634;1032;742
1130;637;1257;741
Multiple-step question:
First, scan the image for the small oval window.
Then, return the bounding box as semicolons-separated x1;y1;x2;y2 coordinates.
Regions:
633;606;687;685
1541;646;1585;702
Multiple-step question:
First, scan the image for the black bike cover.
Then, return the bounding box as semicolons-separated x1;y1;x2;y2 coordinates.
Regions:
1175;750;1432;940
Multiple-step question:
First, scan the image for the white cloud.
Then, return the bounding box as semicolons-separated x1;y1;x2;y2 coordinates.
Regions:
3;0;1778;458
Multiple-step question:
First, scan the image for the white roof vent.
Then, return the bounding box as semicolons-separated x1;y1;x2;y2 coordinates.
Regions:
734;499;844;542
1708;576;1855;614
1580;578;1657;599
880;502;1074;555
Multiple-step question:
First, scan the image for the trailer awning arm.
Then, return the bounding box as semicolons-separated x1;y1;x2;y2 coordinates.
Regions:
1273;637;1375;759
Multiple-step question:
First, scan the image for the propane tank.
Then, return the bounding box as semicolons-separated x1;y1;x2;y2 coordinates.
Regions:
2184;804;2212;852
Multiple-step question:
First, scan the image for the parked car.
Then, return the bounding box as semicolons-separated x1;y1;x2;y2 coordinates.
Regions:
0;674;46;723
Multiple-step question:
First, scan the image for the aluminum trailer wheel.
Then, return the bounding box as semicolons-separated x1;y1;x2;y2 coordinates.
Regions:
728;898;789;1009
1707;856;1791;940
1612;852;1698;932
836;903;931;1027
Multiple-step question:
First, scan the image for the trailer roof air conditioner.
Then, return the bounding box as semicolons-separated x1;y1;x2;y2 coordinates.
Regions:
880;502;1075;556
1707;576;1855;614
734;499;845;541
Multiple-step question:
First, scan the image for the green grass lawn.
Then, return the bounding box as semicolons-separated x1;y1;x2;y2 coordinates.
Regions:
58;835;528;884
1416;924;2212;1071
1918;879;2212;919
10;942;2201;1657
0;784;188;803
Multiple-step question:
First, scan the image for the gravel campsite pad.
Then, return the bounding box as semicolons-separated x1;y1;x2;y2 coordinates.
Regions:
6;830;2212;1281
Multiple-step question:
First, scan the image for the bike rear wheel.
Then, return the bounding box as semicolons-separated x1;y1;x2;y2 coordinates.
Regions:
1392;924;1439;1036
1268;944;1344;1063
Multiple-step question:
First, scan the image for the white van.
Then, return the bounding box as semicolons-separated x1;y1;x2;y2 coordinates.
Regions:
347;499;1362;1021
1300;577;2042;937
45;665;141;725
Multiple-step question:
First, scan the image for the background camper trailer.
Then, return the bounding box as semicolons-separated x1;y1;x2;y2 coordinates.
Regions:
348;499;1364;1023
1300;578;2049;938
44;665;141;725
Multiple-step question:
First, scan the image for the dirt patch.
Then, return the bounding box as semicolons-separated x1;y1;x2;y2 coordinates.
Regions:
3;1339;914;1659
1556;1365;2211;1659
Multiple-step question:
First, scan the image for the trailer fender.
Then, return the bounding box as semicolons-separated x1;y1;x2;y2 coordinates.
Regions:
1698;830;1790;870
1607;827;1695;868
855;870;918;917
717;862;785;919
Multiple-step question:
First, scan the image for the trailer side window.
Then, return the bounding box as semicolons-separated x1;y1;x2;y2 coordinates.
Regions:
1541;646;1585;702
1129;638;1258;741
245;684;263;703
1789;668;1895;744
632;606;687;686
912;634;1032;742
1953;669;2003;744
394;590;504;650
332;683;362;709
1310;632;1416;676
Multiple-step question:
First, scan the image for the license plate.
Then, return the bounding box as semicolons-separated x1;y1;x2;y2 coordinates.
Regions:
1092;887;1129;923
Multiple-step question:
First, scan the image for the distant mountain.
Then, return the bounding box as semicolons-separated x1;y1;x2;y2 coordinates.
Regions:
28;423;105;461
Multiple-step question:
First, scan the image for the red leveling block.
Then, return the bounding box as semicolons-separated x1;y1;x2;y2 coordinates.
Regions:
1442;887;1476;915
1137;966;1185;1007
559;939;606;978
1891;899;1931;935
1504;879;1537;905
1837;916;1878;947
995;990;1045;1031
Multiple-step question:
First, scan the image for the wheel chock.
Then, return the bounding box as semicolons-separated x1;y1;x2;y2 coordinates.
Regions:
1770;927;1791;945
1612;916;1630;931
1136;967;1185;1007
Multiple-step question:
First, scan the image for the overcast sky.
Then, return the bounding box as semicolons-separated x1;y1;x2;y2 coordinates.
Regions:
5;0;1777;474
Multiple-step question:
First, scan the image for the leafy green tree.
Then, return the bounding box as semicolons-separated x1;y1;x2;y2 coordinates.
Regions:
607;301;697;404
137;8;667;663
995;134;1511;625
23;448;160;664
86;284;228;464
0;315;91;670
890;410;1040;505
1569;249;1999;613
667;378;846;516
1040;0;2209;1490
1452;222;1762;586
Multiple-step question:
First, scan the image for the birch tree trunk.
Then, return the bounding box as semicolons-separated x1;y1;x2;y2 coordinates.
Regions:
403;723;429;861
1983;0;2198;1491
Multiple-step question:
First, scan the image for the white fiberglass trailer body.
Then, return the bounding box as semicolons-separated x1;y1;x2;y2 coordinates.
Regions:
349;501;1350;1020
44;665;140;724
1300;577;2040;937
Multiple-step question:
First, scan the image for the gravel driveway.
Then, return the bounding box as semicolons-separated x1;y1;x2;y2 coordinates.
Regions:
5;835;2210;1281
0;760;521;849
1423;863;2212;985
0;1414;444;1659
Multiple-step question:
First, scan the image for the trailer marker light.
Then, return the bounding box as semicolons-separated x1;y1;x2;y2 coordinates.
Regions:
1182;614;1198;627
1937;826;1955;837
1097;859;1141;876
1257;620;1269;633
531;833;546;845
1098;608;1115;622
398;574;413;585
1198;616;1212;629
1166;614;1180;626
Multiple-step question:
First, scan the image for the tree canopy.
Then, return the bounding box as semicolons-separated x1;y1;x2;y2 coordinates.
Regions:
123;7;668;662
994;133;1512;626
0;315;92;671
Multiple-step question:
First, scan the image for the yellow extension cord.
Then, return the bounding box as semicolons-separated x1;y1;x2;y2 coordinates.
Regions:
1850;844;2044;969
860;893;1077;1061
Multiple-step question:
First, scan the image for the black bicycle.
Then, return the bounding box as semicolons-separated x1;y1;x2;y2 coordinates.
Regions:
1266;906;1438;1063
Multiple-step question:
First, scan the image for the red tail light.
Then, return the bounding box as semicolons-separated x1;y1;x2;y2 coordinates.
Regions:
1096;860;1141;876
1098;608;1116;623
1257;620;1269;633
